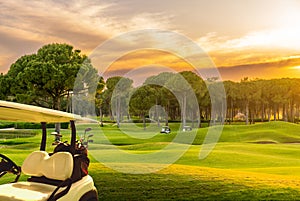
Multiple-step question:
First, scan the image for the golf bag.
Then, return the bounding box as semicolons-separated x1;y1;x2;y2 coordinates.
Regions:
54;142;90;183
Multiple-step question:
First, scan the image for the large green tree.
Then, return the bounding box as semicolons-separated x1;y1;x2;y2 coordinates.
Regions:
5;43;99;132
7;43;98;110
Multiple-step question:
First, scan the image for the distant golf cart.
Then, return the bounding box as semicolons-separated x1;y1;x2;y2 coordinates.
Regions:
160;126;171;134
51;132;62;145
0;100;98;201
182;126;192;132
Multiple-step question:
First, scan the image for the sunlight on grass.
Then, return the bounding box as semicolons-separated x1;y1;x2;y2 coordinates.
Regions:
90;162;300;200
159;164;300;190
2;122;300;199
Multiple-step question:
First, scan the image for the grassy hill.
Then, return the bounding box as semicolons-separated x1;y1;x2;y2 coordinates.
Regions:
2;121;300;200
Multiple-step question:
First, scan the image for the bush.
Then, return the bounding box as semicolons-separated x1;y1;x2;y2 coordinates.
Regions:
15;122;41;129
0;122;15;129
0;130;37;139
132;119;152;123
14;122;69;129
61;122;69;129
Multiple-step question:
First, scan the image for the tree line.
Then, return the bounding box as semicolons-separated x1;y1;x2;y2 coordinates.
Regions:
1;43;300;129
224;77;300;124
96;74;300;129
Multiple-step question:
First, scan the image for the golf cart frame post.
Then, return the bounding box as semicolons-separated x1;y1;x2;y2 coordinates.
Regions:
41;122;47;151
40;121;76;153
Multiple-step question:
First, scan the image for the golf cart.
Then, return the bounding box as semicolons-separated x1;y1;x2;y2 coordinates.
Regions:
51;132;62;145
182;126;192;132
0;100;98;201
160;126;171;134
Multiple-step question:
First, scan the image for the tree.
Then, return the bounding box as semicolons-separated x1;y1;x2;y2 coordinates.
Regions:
180;71;207;128
237;78;261;125
6;43;98;131
165;73;196;128
144;72;176;126
207;81;226;125
224;81;238;124
104;76;133;127
7;43;97;109
0;73;9;100
95;77;106;126
102;76;122;120
129;85;156;130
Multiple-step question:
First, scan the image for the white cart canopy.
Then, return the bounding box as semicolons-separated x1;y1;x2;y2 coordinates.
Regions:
0;100;81;123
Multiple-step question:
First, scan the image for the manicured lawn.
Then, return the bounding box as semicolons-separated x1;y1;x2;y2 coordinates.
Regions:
1;121;300;200
91;163;300;200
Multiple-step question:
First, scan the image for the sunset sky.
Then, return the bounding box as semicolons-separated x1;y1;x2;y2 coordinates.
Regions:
1;0;300;82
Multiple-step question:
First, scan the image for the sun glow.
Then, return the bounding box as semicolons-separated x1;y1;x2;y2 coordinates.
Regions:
293;66;300;69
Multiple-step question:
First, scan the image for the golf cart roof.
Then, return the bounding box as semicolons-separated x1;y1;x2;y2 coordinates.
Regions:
0;100;81;123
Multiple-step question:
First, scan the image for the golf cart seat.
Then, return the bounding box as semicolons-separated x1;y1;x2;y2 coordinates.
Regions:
0;173;96;201
0;180;58;201
0;151;74;201
22;151;73;180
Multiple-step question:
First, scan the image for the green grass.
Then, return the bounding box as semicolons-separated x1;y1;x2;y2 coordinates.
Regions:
2;121;300;200
0;129;37;139
91;163;300;200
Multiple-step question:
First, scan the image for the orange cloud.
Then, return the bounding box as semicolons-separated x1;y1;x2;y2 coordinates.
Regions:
197;27;300;68
102;49;196;78
217;57;300;81
0;1;173;73
101;48;300;82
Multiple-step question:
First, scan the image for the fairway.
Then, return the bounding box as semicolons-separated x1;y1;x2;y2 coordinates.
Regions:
1;121;300;200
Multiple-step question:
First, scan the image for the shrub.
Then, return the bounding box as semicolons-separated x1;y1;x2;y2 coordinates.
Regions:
14;122;69;129
0;122;15;129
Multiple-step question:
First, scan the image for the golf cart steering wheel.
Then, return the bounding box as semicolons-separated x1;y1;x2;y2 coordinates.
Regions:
0;154;21;182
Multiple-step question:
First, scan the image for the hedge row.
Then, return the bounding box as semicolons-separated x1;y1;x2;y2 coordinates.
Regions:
0;130;37;139
0;122;69;129
0;122;15;129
